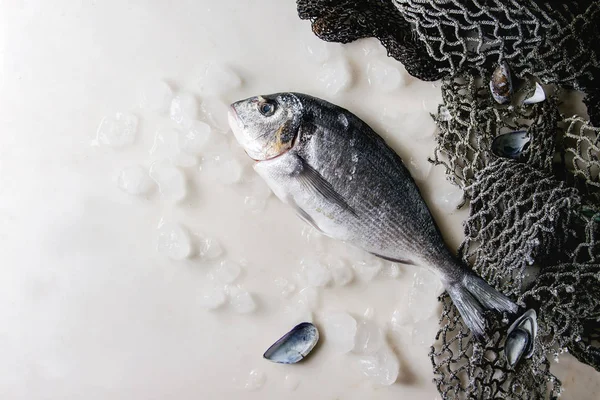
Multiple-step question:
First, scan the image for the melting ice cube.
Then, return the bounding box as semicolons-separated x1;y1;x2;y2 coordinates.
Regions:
327;257;354;286
199;236;224;260
211;260;242;284
242;369;266;391
323;312;357;354
198;284;227;310
407;156;432;182
243;178;272;214
300;258;332;288
178;121;211;156
201;151;243;185
201;97;231;132
149;160;187;203
433;186;464;214
150;128;197;168
353;319;384;355
156;222;192;260
170;93;199;128
317;59;352;95
228;285;257;314
95;112;138;147
117;165;154;196
366;59;405;92
358;345;400;386
197;62;242;96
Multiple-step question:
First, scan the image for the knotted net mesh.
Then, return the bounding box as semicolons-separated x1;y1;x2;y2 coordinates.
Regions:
297;0;600;125
295;1;600;398
428;80;600;397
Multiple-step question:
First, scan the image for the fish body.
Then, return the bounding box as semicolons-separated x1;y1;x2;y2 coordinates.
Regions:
229;92;518;339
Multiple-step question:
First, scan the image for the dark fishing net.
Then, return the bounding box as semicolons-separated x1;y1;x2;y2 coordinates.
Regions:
429;74;600;398
296;0;600;125
295;1;600;398
429;75;600;398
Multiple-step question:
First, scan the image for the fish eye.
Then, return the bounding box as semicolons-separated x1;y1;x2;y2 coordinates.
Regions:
259;101;276;117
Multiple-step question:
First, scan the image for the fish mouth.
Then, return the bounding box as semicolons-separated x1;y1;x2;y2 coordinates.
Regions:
228;104;297;163
228;105;241;129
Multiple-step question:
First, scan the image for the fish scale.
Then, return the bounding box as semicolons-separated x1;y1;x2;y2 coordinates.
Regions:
229;92;526;340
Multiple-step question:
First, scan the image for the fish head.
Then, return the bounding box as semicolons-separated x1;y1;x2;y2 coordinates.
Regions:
228;93;303;161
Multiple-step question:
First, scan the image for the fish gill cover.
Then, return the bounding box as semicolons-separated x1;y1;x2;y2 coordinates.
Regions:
297;1;600;398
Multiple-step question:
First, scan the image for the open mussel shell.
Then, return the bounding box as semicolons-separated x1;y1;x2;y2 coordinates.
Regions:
490;61;513;104
523;82;546;105
491;130;530;160
263;322;319;364
504;309;537;368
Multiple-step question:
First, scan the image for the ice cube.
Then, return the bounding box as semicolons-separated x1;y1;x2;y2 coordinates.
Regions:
323;312;357;354
325;257;354;286
149;160;187;202
363;307;375;319
433;186;464;214
353;319;384;355
283;374;300;391
390;308;412;331
198;284;227;310
178;121;211;155
411;319;436;346
367;59;405;92
170;93;199;128
299;226;327;253
407;156;432;182
200;97;230;132
156;222;192;260
197;62;242;96
150;128;197;167
274;277;296;298
407;269;442;322
211;260;242;284
317;59;352;96
380;108;435;140
140;80;173;114
95;112;138;147
243;178;272;214
228;286;257;314
306;39;332;64
243;369;266;391
379;263;402;280
358;345;400;386
422;98;443;114
404;112;436;140
117;165;154;196
360;38;385;57
296;287;320;310
300;258;332;287
199;236;224;260
352;257;383;282
200;151;243;185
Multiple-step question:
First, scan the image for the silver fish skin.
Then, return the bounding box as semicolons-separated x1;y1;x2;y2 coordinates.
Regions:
228;92;518;339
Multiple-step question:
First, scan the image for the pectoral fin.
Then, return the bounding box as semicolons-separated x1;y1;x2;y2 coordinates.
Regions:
369;252;416;266
297;158;357;216
289;196;324;233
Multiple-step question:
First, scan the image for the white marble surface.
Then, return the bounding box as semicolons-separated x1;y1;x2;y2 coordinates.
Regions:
0;1;598;399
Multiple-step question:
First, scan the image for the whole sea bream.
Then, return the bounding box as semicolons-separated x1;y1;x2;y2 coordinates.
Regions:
228;93;518;339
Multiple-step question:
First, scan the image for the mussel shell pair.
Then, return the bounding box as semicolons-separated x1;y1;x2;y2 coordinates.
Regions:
504;309;537;368
490;62;545;105
263;322;319;364
490;62;513;104
491;130;530;160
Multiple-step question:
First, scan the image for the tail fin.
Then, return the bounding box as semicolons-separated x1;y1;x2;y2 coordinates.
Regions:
447;273;518;339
